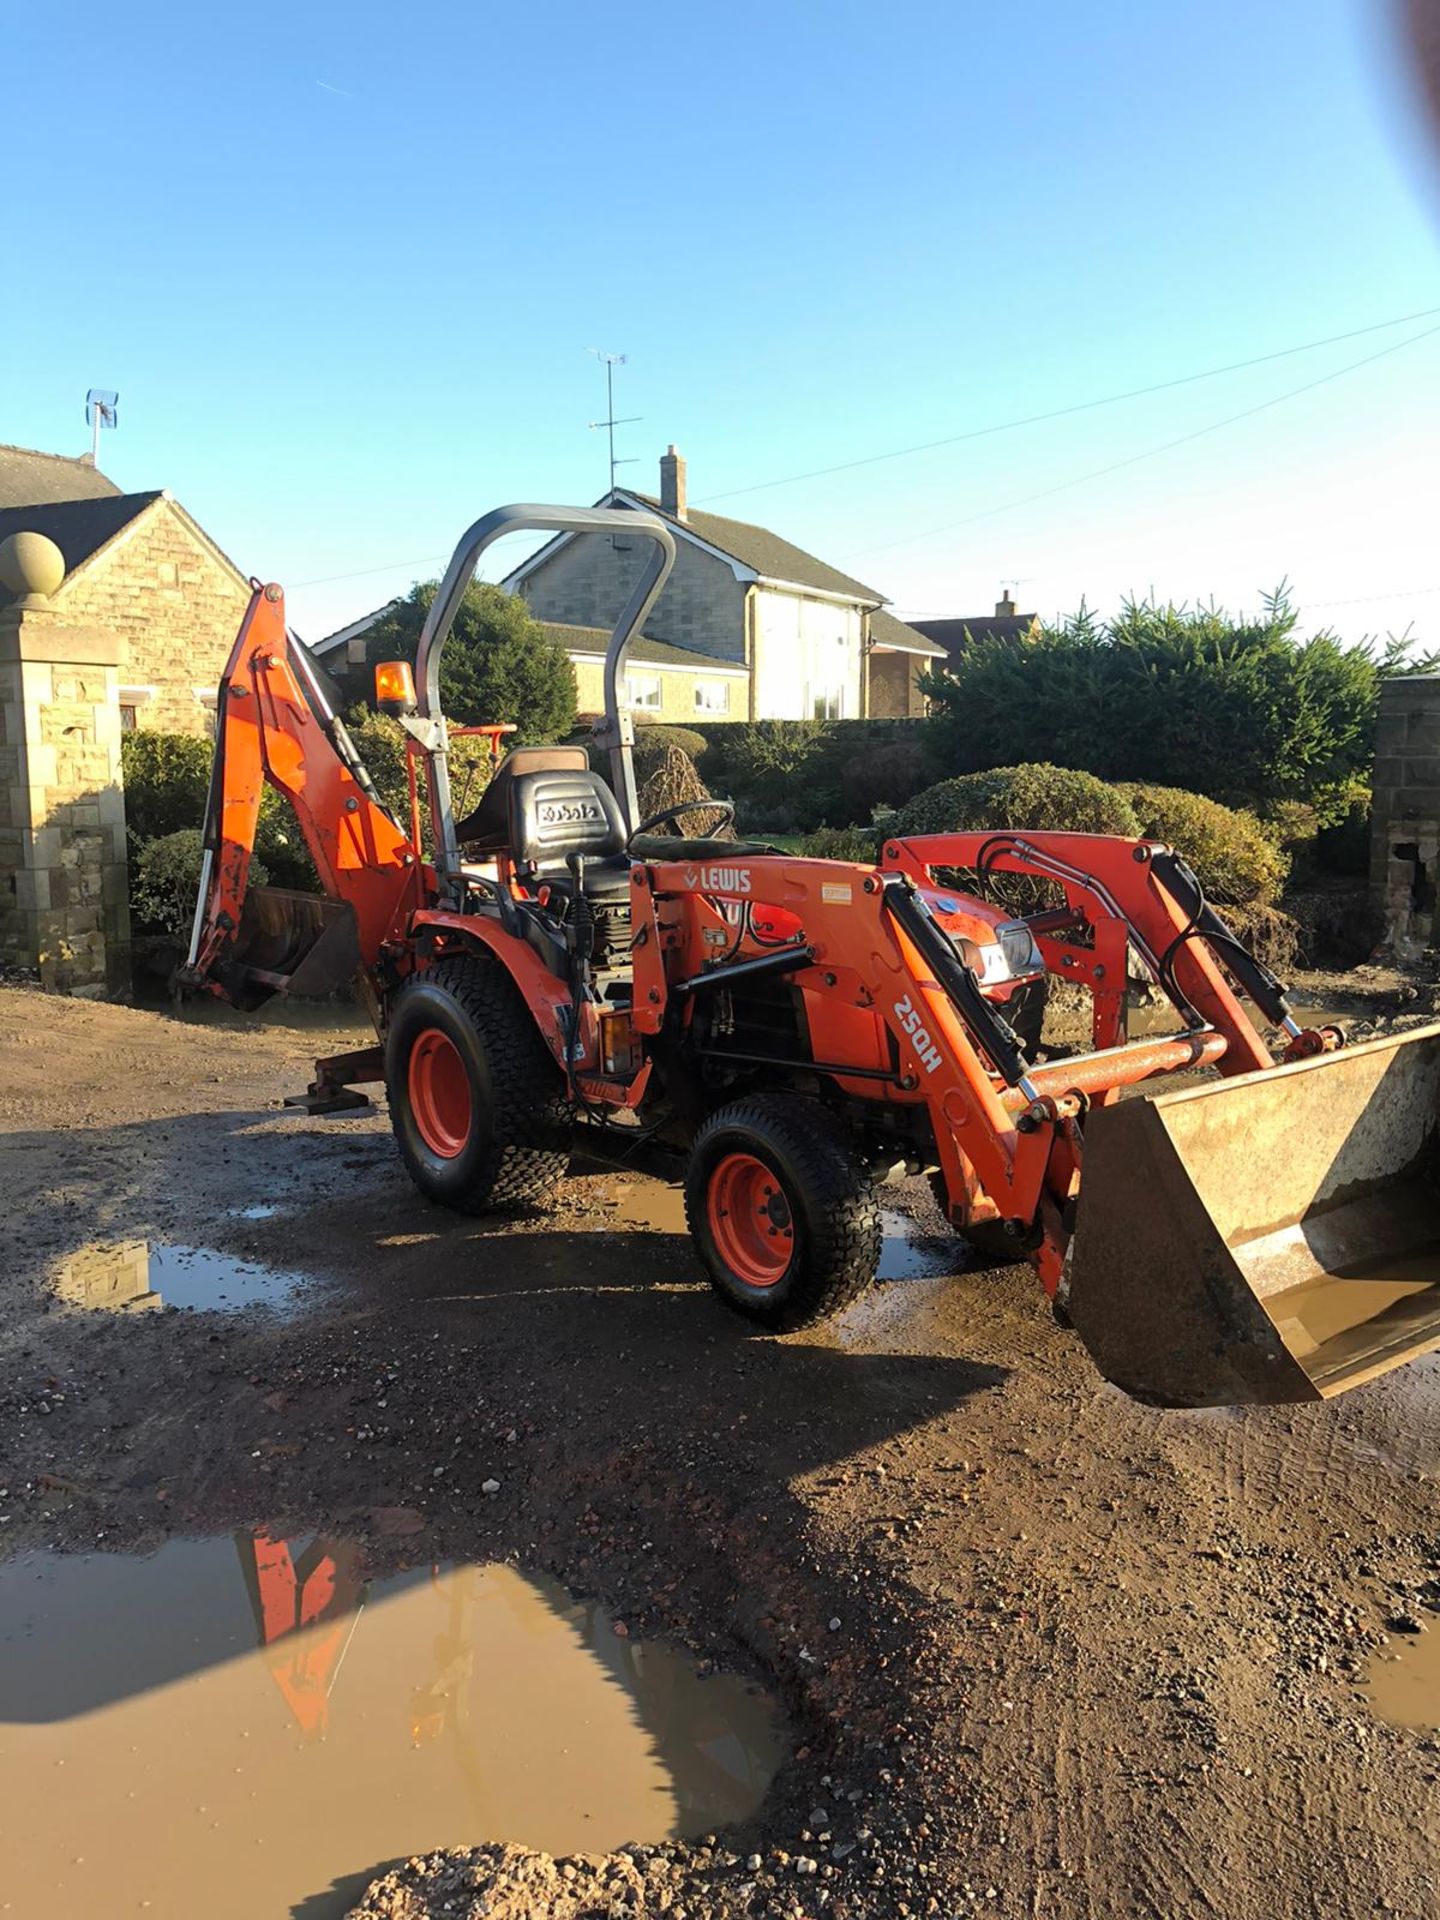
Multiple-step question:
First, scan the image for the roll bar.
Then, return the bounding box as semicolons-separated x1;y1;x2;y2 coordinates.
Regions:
413;504;676;883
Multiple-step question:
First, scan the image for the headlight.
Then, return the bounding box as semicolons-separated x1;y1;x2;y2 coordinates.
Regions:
996;919;1044;978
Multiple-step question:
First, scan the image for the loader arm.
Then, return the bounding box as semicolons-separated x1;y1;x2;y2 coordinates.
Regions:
181;581;428;1012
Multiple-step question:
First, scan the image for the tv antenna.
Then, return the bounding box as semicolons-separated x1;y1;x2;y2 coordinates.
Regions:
586;350;641;495
85;388;119;466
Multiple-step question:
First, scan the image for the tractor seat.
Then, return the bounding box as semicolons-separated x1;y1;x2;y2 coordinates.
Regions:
455;745;631;898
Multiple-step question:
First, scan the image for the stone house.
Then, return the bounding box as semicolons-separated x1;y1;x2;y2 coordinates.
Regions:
0;444;251;994
502;448;944;721
0;447;251;736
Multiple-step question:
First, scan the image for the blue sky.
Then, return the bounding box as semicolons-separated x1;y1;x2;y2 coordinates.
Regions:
5;0;1438;644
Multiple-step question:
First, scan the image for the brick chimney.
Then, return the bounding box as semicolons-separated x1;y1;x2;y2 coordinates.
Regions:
660;444;687;521
996;588;1016;616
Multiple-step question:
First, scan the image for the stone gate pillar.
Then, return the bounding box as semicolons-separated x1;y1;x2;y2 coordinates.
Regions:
0;534;130;996
1370;674;1440;959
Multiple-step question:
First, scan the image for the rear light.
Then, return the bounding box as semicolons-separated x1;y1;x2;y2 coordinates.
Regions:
374;660;417;713
598;1007;643;1077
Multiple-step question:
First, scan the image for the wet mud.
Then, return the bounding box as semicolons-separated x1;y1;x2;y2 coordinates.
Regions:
3;986;1440;1920
0;1539;785;1918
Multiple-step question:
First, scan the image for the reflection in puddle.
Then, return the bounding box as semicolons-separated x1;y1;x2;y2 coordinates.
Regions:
878;1209;955;1282
0;1535;787;1920
52;1240;309;1315
229;1202;281;1221
1366;1626;1440;1729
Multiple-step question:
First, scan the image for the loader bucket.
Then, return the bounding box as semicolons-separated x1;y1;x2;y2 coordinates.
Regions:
1064;1025;1440;1407
213;886;361;1012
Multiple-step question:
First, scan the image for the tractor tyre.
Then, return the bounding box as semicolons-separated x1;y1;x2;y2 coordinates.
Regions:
686;1093;881;1331
386;954;571;1213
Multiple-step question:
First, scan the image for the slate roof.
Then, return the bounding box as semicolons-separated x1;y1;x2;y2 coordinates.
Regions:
908;612;1040;662
0;443;122;510
0;492;161;590
614;491;884;604
541;621;747;671
868;607;947;658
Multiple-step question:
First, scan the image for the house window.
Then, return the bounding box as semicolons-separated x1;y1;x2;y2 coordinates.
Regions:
693;680;729;715
625;671;661;712
119;704;138;733
812;686;843;720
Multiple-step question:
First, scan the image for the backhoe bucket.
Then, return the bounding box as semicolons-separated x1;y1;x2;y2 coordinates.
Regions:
213;886;361;1012
1064;1025;1440;1407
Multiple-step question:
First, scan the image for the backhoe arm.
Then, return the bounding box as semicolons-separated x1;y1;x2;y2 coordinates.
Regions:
181;582;427;1010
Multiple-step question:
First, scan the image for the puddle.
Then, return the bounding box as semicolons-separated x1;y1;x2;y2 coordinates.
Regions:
52;1240;309;1315
1365;1625;1440;1729
229;1202;281;1221
0;1535;787;1920
878;1209;955;1282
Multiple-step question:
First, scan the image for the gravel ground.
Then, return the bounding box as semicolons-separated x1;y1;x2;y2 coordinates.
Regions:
1;983;1437;1920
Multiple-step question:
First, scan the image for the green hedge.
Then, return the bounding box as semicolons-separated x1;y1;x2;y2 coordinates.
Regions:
1116;783;1287;904
131;829;269;937
121;731;315;891
698;719;929;832
897;763;1140;839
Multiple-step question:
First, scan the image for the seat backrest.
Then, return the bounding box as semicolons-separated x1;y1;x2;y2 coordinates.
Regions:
454;743;625;864
454;745;588;853
508;765;626;866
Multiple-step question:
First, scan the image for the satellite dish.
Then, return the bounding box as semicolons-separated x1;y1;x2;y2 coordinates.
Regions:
85;389;119;429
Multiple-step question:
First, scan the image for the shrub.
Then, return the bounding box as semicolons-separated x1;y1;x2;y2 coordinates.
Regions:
797;823;881;862
1314;785;1371;877
897;763;1140;839
700;719;833;831
343;708;495;843
896;764;1140;912
838;735;937;820
343;579;576;740
632;723;709;785
919;590;1437;816
635;745;734;838
122;730;315;891
1117;783;1286;905
131;829;269;937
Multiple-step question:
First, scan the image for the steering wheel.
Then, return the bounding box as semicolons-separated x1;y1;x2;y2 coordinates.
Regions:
630;798;737;842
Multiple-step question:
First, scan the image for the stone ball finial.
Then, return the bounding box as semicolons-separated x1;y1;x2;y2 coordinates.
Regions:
0;531;67;603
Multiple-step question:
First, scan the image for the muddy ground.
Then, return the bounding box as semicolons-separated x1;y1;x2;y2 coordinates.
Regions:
1;978;1438;1919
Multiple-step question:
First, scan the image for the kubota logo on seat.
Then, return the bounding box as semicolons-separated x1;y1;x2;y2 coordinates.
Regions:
683;863;752;894
539;800;603;825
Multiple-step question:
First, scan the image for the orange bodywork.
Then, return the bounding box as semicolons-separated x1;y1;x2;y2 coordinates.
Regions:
187;582;1308;1309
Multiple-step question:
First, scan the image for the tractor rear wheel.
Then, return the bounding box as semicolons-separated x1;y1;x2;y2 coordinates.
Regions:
386;954;570;1212
686;1094;881;1330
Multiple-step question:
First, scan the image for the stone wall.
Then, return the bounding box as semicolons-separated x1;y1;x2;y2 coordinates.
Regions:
0;608;129;995
570;655;750;724
520;530;748;663
60;500;249;735
1370;675;1440;956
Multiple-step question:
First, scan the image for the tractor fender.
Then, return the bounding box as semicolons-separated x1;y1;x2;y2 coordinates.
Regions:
408;908;575;1070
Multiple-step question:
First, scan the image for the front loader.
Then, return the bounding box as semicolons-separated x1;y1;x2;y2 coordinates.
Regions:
182;504;1440;1408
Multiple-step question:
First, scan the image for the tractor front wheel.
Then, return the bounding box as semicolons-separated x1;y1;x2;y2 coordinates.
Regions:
386;955;570;1212
686;1094;881;1331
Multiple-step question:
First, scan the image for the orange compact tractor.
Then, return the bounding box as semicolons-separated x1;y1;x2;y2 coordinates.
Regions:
183;505;1440;1407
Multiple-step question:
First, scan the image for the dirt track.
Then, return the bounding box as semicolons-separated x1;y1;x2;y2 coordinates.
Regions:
1;984;1438;1919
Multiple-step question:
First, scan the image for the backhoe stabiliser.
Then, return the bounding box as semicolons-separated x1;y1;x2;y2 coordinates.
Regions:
184;505;1440;1409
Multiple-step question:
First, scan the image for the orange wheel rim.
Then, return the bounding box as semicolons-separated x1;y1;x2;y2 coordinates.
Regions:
708;1151;794;1289
408;1027;473;1159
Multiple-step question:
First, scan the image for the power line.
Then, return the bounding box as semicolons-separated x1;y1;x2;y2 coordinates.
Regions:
842;320;1440;563
692;303;1440;508
283;302;1440;596
291;553;448;589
